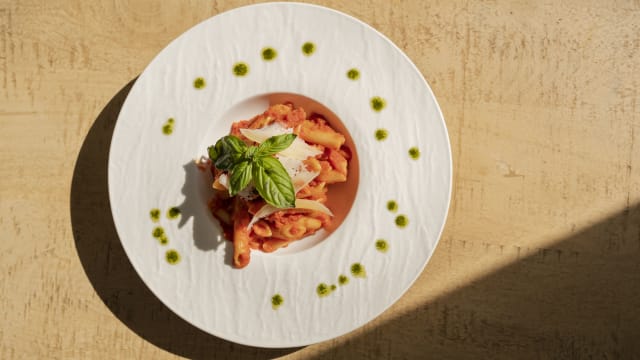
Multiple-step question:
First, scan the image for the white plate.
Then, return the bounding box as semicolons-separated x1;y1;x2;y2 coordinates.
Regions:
108;2;451;348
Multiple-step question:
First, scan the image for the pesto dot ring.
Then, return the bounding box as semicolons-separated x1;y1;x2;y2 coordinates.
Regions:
108;2;451;348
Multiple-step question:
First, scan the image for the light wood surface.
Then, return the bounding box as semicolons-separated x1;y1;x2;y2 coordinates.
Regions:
2;0;639;358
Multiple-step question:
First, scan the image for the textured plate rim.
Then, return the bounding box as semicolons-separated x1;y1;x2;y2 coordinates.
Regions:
107;2;452;348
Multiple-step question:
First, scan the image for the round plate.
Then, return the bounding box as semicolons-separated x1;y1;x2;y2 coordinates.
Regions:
108;2;451;348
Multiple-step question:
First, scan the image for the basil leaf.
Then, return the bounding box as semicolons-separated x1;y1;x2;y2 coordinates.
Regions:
228;160;252;196
245;146;258;159
221;135;248;153
207;145;218;161
208;133;298;207
214;153;236;171
211;135;247;170
255;134;297;157
252;156;295;208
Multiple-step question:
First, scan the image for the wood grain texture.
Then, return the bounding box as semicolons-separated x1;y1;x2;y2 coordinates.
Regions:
1;0;639;359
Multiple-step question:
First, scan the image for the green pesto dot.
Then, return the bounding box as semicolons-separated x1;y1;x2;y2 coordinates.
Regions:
316;283;332;297
346;68;360;80
338;274;349;286
387;200;398;212
233;62;249;76
167;206;181;220
159;234;169;245
193;77;206;89
350;263;366;278
150;208;161;222
165;249;180;264
330;284;337;291
302;42;316;56
167;117;175;124
271;294;283;310
375;239;389;253
262;47;277;61
152;226;165;238
375;128;388;141
395;215;409;228
162;123;173;135
409;147;421;159
371;96;386;112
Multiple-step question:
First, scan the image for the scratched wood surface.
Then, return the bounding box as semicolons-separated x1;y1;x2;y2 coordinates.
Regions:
2;0;639;358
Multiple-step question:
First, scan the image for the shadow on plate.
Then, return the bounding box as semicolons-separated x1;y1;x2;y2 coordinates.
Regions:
177;160;234;266
177;160;225;250
70;78;303;358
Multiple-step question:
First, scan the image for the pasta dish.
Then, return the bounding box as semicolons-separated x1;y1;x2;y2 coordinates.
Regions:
201;103;351;268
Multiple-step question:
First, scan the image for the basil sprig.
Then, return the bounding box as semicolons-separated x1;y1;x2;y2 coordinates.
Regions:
208;134;297;208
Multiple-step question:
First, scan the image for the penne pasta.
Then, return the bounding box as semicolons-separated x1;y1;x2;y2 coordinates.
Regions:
207;103;351;268
298;119;345;149
232;205;252;269
261;238;290;253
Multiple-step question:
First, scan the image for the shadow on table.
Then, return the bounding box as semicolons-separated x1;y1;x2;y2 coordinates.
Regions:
70;79;301;359
69;78;640;359
309;203;640;359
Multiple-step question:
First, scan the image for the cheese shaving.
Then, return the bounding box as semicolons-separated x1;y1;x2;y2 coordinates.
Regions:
240;123;322;160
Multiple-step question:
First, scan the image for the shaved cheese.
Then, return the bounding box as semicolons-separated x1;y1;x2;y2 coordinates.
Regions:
294;199;333;216
246;204;278;230
212;173;229;190
293;170;319;193
240;124;322;160
276;155;320;193
240;122;291;142
246;199;333;231
217;173;229;189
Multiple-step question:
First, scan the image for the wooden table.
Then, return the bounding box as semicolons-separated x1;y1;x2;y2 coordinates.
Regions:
2;0;639;358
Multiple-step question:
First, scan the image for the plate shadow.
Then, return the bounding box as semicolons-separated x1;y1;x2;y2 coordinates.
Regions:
70;78;303;358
